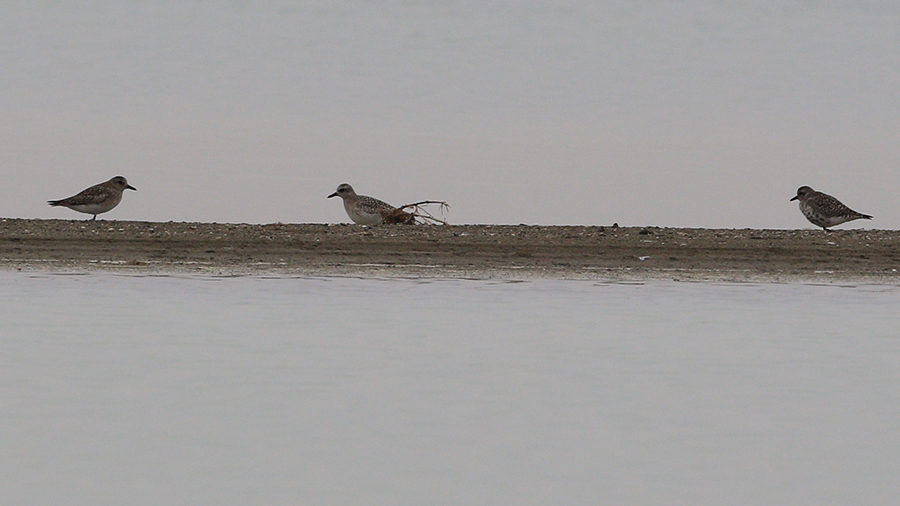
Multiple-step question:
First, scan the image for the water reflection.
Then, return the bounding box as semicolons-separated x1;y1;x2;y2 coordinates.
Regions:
1;272;899;505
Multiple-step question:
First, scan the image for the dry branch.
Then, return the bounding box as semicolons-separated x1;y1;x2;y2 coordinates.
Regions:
381;201;450;225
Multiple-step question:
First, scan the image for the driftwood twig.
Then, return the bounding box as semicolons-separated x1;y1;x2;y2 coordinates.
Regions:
381;201;450;225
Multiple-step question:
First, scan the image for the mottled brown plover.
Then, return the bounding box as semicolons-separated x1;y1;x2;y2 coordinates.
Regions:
328;183;397;225
48;176;136;220
790;186;872;230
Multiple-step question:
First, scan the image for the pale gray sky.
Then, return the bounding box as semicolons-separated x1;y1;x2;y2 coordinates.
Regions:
2;1;898;228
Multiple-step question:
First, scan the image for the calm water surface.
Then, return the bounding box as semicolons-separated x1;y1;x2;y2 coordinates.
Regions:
1;272;899;505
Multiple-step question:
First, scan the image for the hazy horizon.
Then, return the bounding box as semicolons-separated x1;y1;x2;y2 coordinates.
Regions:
2;1;898;228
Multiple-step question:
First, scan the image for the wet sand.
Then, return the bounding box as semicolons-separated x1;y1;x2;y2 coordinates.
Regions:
2;218;899;282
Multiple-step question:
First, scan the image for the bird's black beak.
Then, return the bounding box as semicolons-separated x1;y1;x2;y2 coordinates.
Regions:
789;196;798;201
328;192;338;198
127;185;137;191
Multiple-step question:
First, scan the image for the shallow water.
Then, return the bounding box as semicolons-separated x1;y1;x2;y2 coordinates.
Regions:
1;272;899;505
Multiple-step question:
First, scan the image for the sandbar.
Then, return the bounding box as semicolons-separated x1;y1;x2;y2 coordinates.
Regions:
2;218;899;282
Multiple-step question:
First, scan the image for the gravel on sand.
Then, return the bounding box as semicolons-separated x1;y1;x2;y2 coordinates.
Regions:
2;218;899;282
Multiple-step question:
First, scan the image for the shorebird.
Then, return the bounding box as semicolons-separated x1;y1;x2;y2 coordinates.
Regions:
48;176;136;220
790;186;872;230
328;183;397;225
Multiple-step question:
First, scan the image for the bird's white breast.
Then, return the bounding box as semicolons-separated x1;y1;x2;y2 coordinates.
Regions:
344;202;384;225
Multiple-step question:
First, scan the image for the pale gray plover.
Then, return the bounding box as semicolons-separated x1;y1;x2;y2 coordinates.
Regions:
48;176;136;220
328;183;400;225
790;186;872;230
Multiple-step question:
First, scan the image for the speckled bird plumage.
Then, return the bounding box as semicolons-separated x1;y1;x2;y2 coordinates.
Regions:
328;183;396;225
790;186;872;230
48;176;136;220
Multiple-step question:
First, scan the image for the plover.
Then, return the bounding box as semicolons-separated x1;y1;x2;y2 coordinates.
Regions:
327;183;399;225
48;176;136;220
790;186;872;230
